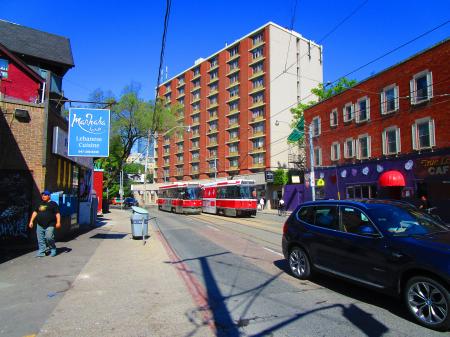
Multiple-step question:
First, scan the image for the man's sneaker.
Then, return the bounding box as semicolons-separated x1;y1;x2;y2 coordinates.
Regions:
50;249;57;257
35;252;45;258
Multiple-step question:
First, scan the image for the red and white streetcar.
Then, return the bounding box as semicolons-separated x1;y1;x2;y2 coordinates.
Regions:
202;180;257;217
158;182;202;214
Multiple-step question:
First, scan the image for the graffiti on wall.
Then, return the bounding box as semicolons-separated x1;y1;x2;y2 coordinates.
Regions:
0;171;32;238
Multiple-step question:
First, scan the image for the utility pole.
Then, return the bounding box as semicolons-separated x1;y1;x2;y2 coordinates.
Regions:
214;157;217;180
144;129;151;205
309;124;316;201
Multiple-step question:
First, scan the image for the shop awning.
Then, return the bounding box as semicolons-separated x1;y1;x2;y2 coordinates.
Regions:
379;170;406;187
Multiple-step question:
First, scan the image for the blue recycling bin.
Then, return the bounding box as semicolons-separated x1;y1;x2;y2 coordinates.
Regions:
130;206;149;239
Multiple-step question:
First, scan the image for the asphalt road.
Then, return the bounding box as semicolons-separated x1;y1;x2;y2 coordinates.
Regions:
155;209;448;337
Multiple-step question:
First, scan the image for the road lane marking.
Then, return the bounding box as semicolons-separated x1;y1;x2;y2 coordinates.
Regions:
263;247;284;257
207;225;219;231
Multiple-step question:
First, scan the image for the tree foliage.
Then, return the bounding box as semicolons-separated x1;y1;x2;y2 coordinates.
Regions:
94;83;178;198
273;169;289;186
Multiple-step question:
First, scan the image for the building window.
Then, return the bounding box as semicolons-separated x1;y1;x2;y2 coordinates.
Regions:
178;87;185;96
209;83;218;94
209;121;217;131
251;62;264;75
229;73;239;85
410;70;433;104
382;126;401;155
229;129;239;140
192;151;199;159
210;57;218;68
253;123;264;135
253;137;264;149
412;117;435;150
210;70;218;80
312;117;321;137
193;67;200;77
192;102;200;112
165;82;171;91
229;59;239;71
344;138;355;158
228;115;238;126
192;140;199;148
209;148;217;158
209;95;218;105
209;110;218;119
229;45;239;57
178;76;185;86
381;84;399;114
355;97;370;123
252;32;263;45
331;142;340;161
252;92;264;104
229;86;239;98
229;158;238;167
357;134;371;159
252;107;264;120
252;77;264;89
252;47;264;60
229;144;238;153
0;58;9;78
253;154;264;164
192;79;200;88
192;90;200;101
343;103;354;122
330;109;338;127
229;101;239;112
314;147;322;166
209;135;218;145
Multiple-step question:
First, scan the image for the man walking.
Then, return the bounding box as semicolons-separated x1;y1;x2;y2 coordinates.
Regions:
28;190;61;257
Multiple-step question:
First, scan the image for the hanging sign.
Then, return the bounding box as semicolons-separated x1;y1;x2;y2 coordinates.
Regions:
68;108;110;157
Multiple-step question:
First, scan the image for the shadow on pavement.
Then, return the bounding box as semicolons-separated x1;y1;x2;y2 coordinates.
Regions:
273;259;411;325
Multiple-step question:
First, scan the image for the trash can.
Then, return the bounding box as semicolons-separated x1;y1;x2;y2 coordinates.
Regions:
130;206;149;239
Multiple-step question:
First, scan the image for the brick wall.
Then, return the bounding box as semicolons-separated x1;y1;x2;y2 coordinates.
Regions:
304;39;450;168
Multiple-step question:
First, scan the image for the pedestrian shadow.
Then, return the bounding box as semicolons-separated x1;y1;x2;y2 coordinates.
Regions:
90;233;128;239
273;258;410;324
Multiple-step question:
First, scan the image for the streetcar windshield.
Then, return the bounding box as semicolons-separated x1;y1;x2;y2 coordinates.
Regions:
184;187;201;200
240;185;256;199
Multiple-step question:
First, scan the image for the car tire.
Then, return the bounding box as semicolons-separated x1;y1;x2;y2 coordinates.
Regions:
288;246;311;280
404;276;450;331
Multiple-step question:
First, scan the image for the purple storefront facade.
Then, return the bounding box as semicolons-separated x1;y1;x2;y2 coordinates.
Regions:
283;149;450;222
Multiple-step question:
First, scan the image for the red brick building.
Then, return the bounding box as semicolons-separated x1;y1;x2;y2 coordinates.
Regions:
0;20;91;239
302;39;450;220
154;22;323;200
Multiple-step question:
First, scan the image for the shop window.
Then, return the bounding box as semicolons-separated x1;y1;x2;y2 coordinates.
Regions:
346;184;377;199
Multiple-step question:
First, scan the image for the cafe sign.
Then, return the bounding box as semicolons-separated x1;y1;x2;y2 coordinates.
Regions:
414;155;450;178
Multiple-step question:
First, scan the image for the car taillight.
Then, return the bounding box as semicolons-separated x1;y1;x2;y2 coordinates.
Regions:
282;221;288;235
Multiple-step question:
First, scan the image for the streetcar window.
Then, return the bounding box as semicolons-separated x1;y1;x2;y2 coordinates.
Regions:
185;187;201;200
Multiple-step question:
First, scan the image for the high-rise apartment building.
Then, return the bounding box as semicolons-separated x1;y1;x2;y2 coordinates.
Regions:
155;22;323;185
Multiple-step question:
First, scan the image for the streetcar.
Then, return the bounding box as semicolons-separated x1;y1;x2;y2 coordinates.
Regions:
202;180;257;217
157;182;202;214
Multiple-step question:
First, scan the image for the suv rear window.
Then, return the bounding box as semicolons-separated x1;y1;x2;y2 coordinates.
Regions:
298;206;314;224
314;206;339;230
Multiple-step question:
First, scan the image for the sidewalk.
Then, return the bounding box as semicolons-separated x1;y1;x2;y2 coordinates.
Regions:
36;209;213;337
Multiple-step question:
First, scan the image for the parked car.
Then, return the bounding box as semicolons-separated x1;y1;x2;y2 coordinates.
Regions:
282;199;450;331
123;197;139;208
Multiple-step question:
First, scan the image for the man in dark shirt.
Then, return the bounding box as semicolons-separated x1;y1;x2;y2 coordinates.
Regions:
28;190;61;257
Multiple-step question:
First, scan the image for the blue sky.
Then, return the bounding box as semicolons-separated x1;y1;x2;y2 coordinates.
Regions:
2;0;449;102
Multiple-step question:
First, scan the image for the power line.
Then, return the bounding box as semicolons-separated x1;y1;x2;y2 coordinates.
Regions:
283;0;299;71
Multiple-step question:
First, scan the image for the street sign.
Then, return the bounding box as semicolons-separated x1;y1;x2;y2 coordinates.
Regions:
265;170;274;183
68;108;110;157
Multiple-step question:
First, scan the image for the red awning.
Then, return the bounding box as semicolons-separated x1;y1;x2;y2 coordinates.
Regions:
379;170;406;187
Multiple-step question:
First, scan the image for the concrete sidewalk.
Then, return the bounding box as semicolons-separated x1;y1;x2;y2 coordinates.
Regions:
36;209;213;337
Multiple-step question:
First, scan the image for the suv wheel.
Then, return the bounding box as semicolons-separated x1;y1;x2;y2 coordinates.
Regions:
404;276;450;330
288;247;311;279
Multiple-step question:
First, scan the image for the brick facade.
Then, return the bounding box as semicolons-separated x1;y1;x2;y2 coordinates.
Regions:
304;39;450;168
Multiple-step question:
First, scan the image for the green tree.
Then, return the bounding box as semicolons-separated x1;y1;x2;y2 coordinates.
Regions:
273;169;289;186
94;83;178;197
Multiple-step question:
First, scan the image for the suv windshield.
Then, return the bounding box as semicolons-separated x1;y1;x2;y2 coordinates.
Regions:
367;205;449;236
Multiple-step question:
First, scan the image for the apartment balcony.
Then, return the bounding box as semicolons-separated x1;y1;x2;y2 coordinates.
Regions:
249;56;265;66
164;87;172;94
207;155;217;162
190;85;201;92
208;64;219;72
208;114;218;122
249;70;265;81
176;147;184;154
191;96;201;104
226;123;239;130
176;169;184;177
191;73;201;81
226;82;240;91
207;141;218;148
226;109;240;117
208;167;218;174
208;77;219;85
226;95;240;104
163;162;170;168
226;137;240;144
249;40;265;51
249;86;265;95
226;67;240;77
191;119;200;127
226;151;239;158
176;113;185;121
249;131;265;139
190;157;200;163
226;166;239;172
207;102;219;110
227;54;240;63
207;89;219;97
175;160;184;166
191;109;200;116
190;145;200;151
249;115;265;124
191;169;199;175
177;92;185;99
207;128;218;136
163;139;171;145
249;147;266;154
250;162;265;169
163;152;170;157
249;101;265;110
190;132;201;139
176;81;185;88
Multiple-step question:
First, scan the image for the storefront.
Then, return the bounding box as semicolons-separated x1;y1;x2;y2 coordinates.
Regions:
301;149;450;222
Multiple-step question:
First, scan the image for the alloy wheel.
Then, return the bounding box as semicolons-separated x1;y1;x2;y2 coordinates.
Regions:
407;280;448;326
289;248;308;279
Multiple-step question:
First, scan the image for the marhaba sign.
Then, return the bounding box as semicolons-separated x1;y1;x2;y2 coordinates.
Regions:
68;108;110;157
415;155;450;177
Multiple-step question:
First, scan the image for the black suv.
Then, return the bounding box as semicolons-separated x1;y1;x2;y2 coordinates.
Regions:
282;200;450;331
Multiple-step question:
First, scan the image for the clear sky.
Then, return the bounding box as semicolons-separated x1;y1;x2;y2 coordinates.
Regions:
2;0;449;103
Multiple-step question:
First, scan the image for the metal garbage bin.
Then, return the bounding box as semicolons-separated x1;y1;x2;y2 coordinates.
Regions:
130;206;149;239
